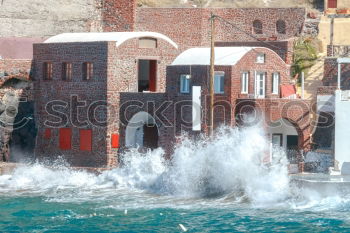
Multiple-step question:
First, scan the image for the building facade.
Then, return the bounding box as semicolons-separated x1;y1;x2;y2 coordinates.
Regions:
119;47;311;164
2;0;314;166
33;32;179;167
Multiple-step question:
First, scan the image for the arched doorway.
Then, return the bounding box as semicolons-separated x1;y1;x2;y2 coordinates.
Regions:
268;118;300;163
125;112;159;150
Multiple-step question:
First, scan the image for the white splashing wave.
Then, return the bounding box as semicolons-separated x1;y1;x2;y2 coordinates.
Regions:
0;125;291;204
1;125;348;209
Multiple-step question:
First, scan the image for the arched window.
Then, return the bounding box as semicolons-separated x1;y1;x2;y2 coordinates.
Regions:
253;20;263;34
276;20;286;34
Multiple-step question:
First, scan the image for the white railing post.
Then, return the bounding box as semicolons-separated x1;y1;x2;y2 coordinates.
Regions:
338;62;342;90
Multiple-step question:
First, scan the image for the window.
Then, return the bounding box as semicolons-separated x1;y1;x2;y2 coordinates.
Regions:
256;54;265;63
43;62;53;80
241;72;249;94
272;73;280;95
276;20;286;34
272;134;283;147
253;20;263;34
255;72;266;98
180;75;191;93
80;129;92;151
214;72;225;94
138;60;157;92
62;62;72;80
59;128;72;150
82;62;93;80
139;38;157;48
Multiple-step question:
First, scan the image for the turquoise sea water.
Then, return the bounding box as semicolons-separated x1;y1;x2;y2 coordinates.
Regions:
1;127;350;232
1;193;350;232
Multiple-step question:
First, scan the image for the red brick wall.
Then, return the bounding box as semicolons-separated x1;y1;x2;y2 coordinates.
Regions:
33;42;110;167
216;40;294;64
33;37;178;167
235;98;311;151
118;92;174;155
324;58;350;88
136;8;305;50
119;47;311;156
0;59;32;77
102;0;136;32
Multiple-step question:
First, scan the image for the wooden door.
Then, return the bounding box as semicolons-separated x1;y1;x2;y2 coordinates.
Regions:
143;124;158;149
149;60;157;92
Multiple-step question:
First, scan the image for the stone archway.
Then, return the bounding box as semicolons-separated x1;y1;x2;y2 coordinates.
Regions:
125;111;159;150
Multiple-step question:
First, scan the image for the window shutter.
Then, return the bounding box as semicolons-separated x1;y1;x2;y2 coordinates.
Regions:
80;129;92;151
220;75;224;93
59;128;72;150
111;134;119;148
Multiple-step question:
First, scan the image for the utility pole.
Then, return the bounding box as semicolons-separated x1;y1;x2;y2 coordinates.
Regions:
209;12;215;137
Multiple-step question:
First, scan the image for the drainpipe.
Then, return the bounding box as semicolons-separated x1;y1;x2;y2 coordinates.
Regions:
338;62;341;90
301;72;305;99
330;17;334;46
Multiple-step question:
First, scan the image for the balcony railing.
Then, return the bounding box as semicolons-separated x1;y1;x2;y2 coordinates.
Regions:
327;45;350;57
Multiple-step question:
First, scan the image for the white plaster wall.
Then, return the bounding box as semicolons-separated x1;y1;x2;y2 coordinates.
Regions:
317;95;335;113
125;112;156;148
334;90;350;174
268;119;298;150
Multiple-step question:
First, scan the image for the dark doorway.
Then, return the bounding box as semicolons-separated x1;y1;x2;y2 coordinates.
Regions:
138;60;157;92
286;135;299;163
143;124;158;149
9;101;37;162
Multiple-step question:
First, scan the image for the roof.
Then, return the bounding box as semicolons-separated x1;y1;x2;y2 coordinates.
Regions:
44;32;178;49
171;47;258;66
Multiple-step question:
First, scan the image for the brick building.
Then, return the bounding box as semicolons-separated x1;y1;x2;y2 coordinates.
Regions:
120;47;311;164
33;32;179;167
2;0;313;166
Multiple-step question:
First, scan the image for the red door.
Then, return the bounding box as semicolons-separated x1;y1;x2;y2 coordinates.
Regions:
328;0;337;8
59;128;72;150
149;60;157;92
80;129;92;151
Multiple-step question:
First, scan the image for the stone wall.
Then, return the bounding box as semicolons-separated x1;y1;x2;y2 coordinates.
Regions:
136;8;306;49
119;47;311;158
33;37;178;167
0;60;32;78
216;40;294;64
33;42;110;167
235;98;311;151
0;0;136;37
105;38;179;165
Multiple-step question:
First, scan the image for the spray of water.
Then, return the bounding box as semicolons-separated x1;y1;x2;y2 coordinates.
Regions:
0;124;348;209
0;125;291;203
